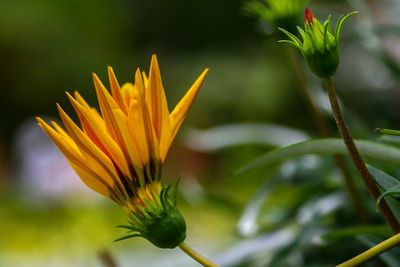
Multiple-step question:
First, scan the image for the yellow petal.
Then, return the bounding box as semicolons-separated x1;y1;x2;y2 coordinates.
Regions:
92;73;125;147
121;82;135;107
66;92;132;181
51;120;76;145
37;117;83;164
37;118;112;199
66;92;106;150
146;55;172;161
73;91;91;109
67;92;110;151
112;109;146;185
134;69;160;164
56;104;121;190
142;71;148;87
107;66;127;113
169;68;209;147
73;91;103;121
69;161;112;199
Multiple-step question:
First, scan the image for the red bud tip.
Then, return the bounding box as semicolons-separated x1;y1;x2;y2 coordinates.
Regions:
305;8;314;24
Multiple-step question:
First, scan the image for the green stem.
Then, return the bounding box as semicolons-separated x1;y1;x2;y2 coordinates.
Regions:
286;46;367;221
324;77;400;233
376;128;400;136
336;233;400;267
179;242;219;267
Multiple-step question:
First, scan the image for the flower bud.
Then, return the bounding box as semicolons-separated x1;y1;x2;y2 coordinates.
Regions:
139;199;187;249
116;183;187;249
280;8;357;78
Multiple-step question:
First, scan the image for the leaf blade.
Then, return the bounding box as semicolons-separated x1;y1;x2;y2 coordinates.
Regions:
235;138;400;175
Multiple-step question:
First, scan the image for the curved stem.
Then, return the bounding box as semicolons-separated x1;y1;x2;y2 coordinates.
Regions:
324;77;400;233
286;46;367;221
179;242;219;267
337;233;400;267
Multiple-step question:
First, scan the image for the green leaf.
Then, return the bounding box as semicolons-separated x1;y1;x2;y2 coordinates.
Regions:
377;185;400;204
367;165;400;190
321;225;389;243
184;123;309;152
378;135;400;148
376;128;400;136
367;165;400;221
235;138;400;175
384;196;400;223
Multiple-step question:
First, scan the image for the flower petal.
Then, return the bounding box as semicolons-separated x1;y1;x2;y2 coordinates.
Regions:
66;92;132;181
92;73;126;147
135;68;160;161
127;69;161;181
169;68;209;147
146;55;172;162
36;117;112;199
108;66;127;113
112;108;146;186
121;82;135;107
56;104;124;192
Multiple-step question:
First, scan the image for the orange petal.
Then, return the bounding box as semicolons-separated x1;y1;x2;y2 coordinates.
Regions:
119;71;161;181
69;161;113;199
73;91;103;121
37;117;112;199
169;68;209;148
92;73;125;147
66;92;132;181
108;66;127;113
121;82;135;107
112;108;146;186
146;55;172;161
135;68;160;163
56;104;122;190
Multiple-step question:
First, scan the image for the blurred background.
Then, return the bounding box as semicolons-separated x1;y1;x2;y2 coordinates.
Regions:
2;0;400;266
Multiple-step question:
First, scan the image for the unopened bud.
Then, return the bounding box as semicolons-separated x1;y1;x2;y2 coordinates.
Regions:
279;8;357;78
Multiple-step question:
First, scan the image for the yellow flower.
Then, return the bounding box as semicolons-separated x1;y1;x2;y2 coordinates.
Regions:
36;55;208;248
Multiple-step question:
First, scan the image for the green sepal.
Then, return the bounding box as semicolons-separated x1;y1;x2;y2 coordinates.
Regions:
335;11;358;45
278;27;303;51
114;234;142;243
115;182;187;249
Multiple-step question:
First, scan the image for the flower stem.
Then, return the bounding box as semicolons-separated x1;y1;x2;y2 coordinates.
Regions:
179;242;219;267
336;233;400;267
286;46;367;221
324;77;400;233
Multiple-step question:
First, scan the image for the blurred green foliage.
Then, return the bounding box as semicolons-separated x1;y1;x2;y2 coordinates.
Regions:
2;0;400;266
